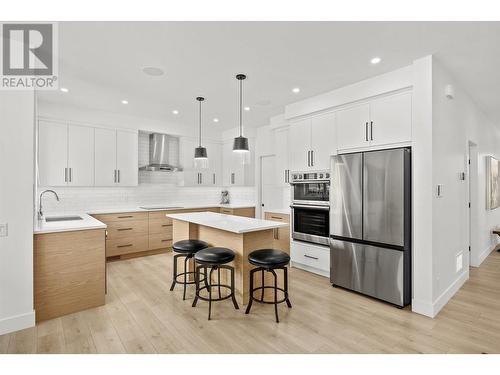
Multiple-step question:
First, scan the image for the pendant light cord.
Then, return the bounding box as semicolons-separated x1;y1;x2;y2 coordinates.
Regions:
199;99;202;147
239;78;243;137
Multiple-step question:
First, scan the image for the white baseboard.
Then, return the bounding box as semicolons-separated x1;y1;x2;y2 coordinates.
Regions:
474;245;496;267
0;311;35;336
411;298;434;317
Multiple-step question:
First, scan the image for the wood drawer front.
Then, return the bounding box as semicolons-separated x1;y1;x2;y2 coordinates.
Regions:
220;208;233;215
106;219;148;239
291;242;330;272
106;235;148;257
149;233;173;250
93;211;148;223
265;212;290;223
149;219;173;236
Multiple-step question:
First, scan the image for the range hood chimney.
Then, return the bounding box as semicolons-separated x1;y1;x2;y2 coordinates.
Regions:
139;133;182;172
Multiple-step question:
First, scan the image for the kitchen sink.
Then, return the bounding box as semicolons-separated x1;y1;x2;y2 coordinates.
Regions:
45;215;83;222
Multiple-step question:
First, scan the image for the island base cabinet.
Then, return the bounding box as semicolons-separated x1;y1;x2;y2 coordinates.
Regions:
34;229;106;322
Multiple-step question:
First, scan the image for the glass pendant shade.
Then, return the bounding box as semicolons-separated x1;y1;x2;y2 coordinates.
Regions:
233;74;250;153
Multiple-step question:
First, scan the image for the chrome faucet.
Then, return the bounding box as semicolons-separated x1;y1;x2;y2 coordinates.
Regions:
38;190;60;220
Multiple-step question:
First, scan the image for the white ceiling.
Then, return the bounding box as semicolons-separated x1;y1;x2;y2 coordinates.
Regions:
39;22;500;131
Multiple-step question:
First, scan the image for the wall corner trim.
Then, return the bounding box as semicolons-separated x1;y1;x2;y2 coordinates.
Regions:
432;270;469;318
0;310;35;336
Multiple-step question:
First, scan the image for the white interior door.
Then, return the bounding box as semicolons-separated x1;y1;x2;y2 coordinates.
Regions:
68;124;94;186
260;155;279;218
116;130;138;186
38;120;68;186
94;128;117;186
369;92;412;147
336;103;370;151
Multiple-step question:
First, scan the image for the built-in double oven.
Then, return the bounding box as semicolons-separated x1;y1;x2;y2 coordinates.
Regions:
290;170;330;246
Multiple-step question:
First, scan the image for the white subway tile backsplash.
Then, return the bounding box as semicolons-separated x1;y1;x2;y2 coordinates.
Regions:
38;184;255;214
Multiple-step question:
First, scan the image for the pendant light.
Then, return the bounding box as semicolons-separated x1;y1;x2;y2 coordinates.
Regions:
233;74;249;152
194;96;208;168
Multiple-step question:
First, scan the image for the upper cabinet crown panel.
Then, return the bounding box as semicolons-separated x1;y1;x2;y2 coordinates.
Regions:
336;92;412;152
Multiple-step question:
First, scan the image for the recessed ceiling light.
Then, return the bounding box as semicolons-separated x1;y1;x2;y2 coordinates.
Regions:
370;57;382;64
213;118;219;123
172;110;179;115
292;87;300;93
244;106;250;111
142;66;165;76
121;100;128;105
60;87;69;93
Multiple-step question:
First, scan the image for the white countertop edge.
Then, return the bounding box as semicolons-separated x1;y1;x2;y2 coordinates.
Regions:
87;203;256;215
166;212;288;234
34;213;107;235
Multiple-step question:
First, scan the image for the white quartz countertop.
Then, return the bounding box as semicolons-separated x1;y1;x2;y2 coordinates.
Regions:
166;212;288;234
87;203;255;215
34;213;107;235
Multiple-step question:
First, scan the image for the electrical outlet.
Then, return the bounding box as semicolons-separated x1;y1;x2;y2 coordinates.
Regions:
0;223;8;237
456;252;463;272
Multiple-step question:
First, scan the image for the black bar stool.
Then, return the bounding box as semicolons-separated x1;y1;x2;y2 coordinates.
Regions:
192;247;239;320
245;249;292;323
170;239;209;300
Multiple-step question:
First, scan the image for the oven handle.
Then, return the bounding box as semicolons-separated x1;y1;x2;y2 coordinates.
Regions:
290;204;330;211
290;180;330;184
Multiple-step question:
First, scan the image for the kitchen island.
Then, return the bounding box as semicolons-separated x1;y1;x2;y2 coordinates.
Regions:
167;212;289;305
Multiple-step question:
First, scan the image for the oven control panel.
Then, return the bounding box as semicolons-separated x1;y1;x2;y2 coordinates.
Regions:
291;170;330;182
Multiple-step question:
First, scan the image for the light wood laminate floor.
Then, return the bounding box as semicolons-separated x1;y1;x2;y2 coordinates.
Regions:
2;250;500;354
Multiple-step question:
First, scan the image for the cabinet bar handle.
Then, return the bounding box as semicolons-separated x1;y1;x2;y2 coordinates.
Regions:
365;122;369;141
213;173;216;185
118;169;121;183
271;216;282;220
117;228;132;231
117;244;133;248
64;167;68;183
117;215;133;219
311;150;314;166
69;168;72;182
370;121;373;141
162;224;171;227
304;254;319;260
113;170;117;183
161;239;170;242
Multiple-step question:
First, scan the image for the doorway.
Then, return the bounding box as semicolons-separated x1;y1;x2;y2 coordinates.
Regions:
259;155;278;219
467;141;479;266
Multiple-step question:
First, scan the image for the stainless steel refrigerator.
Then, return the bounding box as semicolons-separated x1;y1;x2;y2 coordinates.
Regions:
330;147;411;307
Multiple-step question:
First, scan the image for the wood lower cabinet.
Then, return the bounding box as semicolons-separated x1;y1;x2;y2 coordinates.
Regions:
34;229;106;322
264;212;290;252
92;206;256;259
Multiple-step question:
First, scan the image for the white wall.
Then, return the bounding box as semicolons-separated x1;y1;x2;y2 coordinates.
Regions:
0;90;36;335
431;59;500;313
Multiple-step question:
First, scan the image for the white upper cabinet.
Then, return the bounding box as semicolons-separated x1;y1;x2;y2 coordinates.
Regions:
274;127;290;186
222;138;254;186
38;120;68;186
38;121;94;187
67;125;94;186
94;128;117;186
336;92;412;151
369;92;412;147
289;119;311;171
179;138;223;186
116;130;138;186
336;103;370;151
310;112;336;170
288;113;335;171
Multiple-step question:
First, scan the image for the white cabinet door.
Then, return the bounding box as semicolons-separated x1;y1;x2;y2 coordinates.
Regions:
311;112;335;170
288;119;311;171
67;125;94;186
206;142;222;184
116;130;138;186
94;128;117;186
38;120;68;186
336;104;370;151
179;137;197;170
369;92;412;147
274;127;290;186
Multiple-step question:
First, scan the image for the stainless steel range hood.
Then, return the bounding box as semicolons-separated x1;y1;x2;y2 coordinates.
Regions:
139;133;182;172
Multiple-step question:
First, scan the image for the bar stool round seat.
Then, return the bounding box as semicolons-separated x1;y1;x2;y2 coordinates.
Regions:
172;239;209;254
245;248;292;323
194;247;235;265
170;239;209;300
248;249;290;268
192;247;239;320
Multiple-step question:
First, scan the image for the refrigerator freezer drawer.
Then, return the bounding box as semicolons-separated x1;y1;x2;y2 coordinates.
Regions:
330;239;404;306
